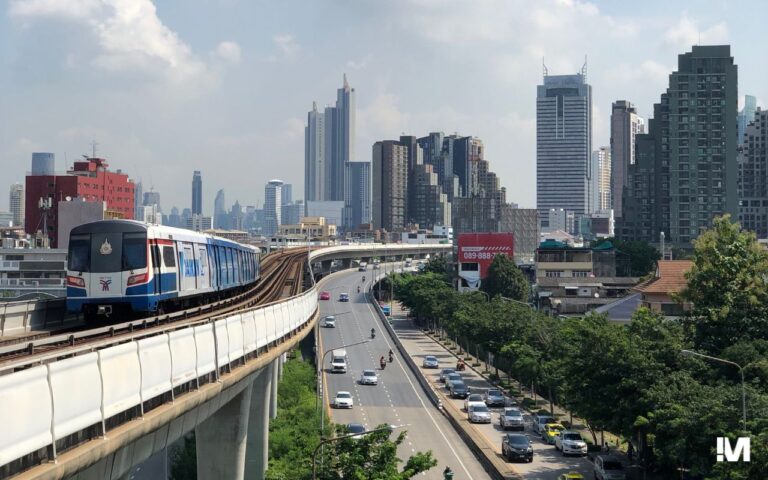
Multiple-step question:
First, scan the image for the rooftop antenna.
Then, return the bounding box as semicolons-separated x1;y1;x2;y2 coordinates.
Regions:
542;57;548;77
343;73;349;89
91;140;98;158
581;55;588;81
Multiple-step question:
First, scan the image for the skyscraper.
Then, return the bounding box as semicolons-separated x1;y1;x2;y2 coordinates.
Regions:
620;45;738;247
143;190;161;210
343;161;371;229
536;66;592;230
412;163;451;229
324;75;356;201
134;180;143;223
610;100;645;219
192;171;202;215
264;179;283;236
592;147;611;211
214;189;227;229
738;95;758;147
9;183;24;227
738;108;768;236
305;102;326;208
282;184;293;205
372;141;408;232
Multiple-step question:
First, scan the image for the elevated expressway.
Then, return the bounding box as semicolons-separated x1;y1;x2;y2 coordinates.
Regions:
0;243;450;480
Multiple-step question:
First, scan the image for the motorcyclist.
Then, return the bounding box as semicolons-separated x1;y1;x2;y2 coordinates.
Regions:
362;275;366;282
388;349;394;363
380;356;386;370
357;286;361;293
371;328;375;339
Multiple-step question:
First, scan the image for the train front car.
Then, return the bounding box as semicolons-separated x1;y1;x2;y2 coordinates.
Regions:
66;220;153;321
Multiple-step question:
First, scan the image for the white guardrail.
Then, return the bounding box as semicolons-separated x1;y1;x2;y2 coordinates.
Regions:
0;287;318;469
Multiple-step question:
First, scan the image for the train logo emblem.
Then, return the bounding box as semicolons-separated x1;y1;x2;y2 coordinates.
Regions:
100;238;113;255
99;278;112;291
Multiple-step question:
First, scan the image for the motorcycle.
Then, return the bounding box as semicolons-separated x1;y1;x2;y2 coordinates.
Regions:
357;286;361;293
456;359;466;371
388;352;394;363
380;358;386;370
371;329;376;339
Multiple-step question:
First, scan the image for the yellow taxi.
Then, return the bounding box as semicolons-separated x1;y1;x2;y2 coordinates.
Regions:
541;423;565;444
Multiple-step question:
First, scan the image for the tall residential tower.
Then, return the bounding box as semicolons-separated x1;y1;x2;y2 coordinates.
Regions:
192;171;202;215
610;100;645;220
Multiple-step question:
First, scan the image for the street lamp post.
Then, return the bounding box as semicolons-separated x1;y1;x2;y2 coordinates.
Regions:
317;340;370;431
681;349;747;432
312;425;407;480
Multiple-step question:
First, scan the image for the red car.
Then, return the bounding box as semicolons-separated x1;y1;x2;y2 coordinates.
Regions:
319;291;330;300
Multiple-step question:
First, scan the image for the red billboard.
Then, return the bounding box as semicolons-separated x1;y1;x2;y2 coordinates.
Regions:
458;233;515;278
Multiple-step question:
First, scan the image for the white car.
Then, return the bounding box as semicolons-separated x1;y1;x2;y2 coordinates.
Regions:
499;408;525;431
422;355;439;368
555;430;588;456
468;404;492;423
323;316;336;328
464;393;485;412
360;369;379;385
333;391;354;409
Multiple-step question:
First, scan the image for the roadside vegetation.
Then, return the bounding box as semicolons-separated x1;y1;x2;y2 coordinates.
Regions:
392;216;768;479
267;352;437;480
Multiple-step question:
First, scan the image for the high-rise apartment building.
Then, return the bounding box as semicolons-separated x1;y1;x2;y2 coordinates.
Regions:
192;171;202;215
343;161;371;229
264;179;283;236
610;100;645;219
305;102;326;208
282;184;293;205
738;95;758;147
536;68;593;229
412;163;451;229
738;108;768;237
592;147;611;211
9;183;24;227
620;45;738;247
372;141;408;232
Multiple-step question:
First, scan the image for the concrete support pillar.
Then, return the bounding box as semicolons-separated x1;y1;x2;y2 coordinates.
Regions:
270;357;279;420
195;382;253;480
278;353;285;380
245;362;274;479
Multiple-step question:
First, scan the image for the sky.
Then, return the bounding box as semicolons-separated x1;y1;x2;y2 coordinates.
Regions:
2;0;767;214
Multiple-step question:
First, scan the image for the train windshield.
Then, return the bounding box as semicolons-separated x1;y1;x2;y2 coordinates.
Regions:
122;233;147;271
68;234;90;272
90;232;123;273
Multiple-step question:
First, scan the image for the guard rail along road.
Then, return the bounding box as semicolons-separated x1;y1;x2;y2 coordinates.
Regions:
0;242;450;479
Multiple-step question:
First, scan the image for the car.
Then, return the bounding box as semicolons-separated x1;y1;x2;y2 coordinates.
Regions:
450;382;470;398
422;355;439;368
331;349;347;373
594;455;626;480
445;373;462;388
358;263;368;271
439;368;456;382
346;422;366;440
555;431;588;456
333;391;354;409
557;473;585;480
541;423;565;444
360;369;379;385
484;388;506;407
381;304;391;316
322;315;336;328
499;408;525;431
319;291;330;300
502;433;533;463
373;264;381;270
464;394;485;412
338;292;350;302
532;414;555;434
468;404;492;423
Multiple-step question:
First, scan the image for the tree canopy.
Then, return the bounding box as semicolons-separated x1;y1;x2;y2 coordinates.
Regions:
482;253;529;302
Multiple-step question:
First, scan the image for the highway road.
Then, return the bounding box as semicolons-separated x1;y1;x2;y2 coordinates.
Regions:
318;267;491;480
393;311;596;480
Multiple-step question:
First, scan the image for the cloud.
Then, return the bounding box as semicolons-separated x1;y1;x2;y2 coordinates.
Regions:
215;41;242;65
358;93;411;140
9;0;212;87
346;54;372;70
270;34;300;61
664;15;728;48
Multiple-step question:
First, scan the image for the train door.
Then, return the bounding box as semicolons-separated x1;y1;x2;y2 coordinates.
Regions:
161;243;178;293
151;243;162;294
178;242;196;293
197;244;211;290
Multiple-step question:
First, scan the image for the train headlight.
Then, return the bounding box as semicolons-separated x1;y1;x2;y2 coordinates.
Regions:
66;276;85;288
127;273;148;286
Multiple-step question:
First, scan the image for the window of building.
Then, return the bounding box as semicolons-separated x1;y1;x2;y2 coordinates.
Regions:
572;270;590;278
460;262;478;271
545;270;563;278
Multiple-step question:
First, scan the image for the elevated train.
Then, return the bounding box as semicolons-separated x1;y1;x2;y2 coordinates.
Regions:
66;220;260;320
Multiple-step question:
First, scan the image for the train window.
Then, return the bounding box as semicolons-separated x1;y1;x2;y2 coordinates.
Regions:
122;233;147;270
90;232;122;273
163;246;176;267
68;234;90;272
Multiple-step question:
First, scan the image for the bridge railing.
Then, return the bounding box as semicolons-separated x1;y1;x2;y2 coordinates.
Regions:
0;287;318;475
0;298;72;337
308;243;452;262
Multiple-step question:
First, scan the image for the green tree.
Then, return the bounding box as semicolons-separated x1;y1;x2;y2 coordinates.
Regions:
593;238;660;276
422;255;448;276
319;425;437;480
678;215;768;353
482;254;529;302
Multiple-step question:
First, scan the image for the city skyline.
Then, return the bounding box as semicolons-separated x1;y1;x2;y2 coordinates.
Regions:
1;1;767;214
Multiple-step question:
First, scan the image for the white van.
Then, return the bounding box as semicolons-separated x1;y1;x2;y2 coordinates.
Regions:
331;349;348;373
